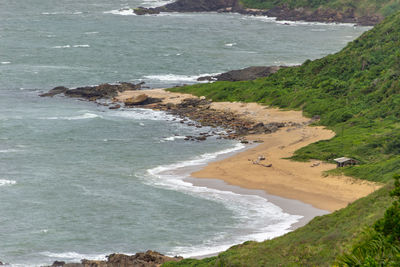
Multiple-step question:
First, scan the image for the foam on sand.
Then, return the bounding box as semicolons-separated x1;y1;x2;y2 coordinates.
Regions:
142;142;303;257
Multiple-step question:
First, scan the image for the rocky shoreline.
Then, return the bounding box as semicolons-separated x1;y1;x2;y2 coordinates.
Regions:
132;0;382;26
44;251;182;267
40;82;307;142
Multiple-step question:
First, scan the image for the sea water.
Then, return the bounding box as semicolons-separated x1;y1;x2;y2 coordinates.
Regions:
0;0;368;265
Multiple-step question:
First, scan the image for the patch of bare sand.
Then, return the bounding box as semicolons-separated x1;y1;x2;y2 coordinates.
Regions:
117;89;381;211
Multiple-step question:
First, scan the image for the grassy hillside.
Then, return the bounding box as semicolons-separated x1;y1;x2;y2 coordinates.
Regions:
164;11;400;266
240;0;400;18
169;11;400;184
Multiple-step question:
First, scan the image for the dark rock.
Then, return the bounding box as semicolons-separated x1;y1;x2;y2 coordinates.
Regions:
45;251;182;267
195;136;207;141
41;82;145;100
135;0;241;15
134;7;160;15
39;86;68;97
109;104;121;110
198;66;286;82
51;261;66;266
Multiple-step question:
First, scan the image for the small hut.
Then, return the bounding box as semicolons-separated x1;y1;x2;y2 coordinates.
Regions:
334;157;358;168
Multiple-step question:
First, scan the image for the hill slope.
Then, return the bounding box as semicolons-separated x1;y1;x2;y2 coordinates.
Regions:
241;0;400;24
135;0;400;25
165;11;400;266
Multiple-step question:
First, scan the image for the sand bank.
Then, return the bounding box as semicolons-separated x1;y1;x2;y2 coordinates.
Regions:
117;89;380;212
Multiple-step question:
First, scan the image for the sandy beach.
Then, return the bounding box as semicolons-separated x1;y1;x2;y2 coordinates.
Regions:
117;89;380;212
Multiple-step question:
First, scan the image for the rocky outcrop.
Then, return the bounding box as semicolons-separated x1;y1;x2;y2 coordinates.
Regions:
40;82;145;101
198;66;285;82
263;6;383;26
47;251;182;267
134;0;241;15
133;0;382;25
123;94;162;106
151;97;296;141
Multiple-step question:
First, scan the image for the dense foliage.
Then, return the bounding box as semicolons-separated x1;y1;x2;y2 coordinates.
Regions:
239;0;400;17
170;11;400;183
337;174;400;266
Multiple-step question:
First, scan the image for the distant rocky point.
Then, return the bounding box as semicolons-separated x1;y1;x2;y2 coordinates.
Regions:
40;82;147;101
132;0;382;26
197;66;286;82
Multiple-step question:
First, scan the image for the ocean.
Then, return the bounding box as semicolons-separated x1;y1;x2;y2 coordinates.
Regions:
0;0;368;266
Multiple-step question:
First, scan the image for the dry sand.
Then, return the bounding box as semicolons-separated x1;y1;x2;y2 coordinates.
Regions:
117;89;380;212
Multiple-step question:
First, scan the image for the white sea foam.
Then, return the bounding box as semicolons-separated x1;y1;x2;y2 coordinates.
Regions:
0;179;17;187
40;251;106;262
41;11;83;15
45;113;102;120
225;42;237;47
41;12;61;15
73;44;90;48
144;73;220;82
243;15;357;26
1;61;11;64
104;8;136;16
84;31;99;35
141;0;175;8
52;45;71;49
109;108;176;121
52;44;90;49
0;149;21;153
161;135;186;142
142;142;302;257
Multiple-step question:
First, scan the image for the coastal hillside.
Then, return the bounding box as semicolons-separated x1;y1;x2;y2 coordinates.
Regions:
166;11;400;265
135;0;400;25
241;0;400;23
170;11;400;183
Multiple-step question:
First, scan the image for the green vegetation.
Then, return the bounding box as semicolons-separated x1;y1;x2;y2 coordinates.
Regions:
164;11;400;266
337;175;400;266
169;11;400;183
239;0;400;18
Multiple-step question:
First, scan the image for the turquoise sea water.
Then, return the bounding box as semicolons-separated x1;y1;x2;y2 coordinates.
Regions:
0;0;368;266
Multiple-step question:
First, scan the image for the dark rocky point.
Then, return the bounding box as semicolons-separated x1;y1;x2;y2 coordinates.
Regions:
198;66;286;82
132;0;382;25
40;82;145;100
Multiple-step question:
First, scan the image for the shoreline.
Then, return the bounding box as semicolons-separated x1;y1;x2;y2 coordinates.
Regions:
36;87;382;266
133;0;382;26
116;88;381;212
148;141;328;259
